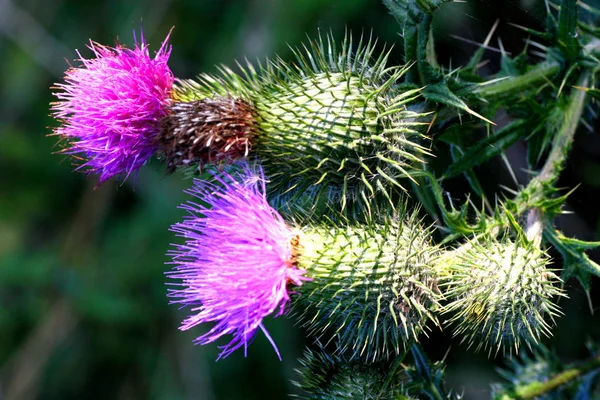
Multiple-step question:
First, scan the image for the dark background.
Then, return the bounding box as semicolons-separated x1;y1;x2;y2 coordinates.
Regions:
1;0;599;399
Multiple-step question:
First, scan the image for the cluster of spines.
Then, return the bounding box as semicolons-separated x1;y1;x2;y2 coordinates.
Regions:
292;211;441;362
173;32;400;102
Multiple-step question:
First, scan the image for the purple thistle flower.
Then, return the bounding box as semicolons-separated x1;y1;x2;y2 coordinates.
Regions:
167;164;308;360
51;29;174;184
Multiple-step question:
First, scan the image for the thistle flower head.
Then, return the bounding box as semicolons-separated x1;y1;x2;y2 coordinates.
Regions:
166;163;308;360
292;211;441;362
439;237;565;355
51;29;174;183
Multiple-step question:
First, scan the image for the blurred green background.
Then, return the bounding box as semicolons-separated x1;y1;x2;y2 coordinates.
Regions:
1;0;600;399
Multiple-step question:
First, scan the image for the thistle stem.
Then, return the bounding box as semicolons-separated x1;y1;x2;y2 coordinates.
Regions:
503;353;600;399
537;73;589;185
523;71;589;244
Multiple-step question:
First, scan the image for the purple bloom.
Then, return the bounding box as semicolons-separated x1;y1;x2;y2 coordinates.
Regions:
167;164;308;360
51;29;174;183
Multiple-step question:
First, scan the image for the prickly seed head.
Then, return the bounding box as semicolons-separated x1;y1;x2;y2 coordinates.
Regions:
440;238;564;355
254;70;428;214
291;213;440;362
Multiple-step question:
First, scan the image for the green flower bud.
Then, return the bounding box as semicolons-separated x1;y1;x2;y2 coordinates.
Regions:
439;237;565;355
491;345;563;399
160;34;430;216
291;212;440;362
293;345;452;399
292;347;412;399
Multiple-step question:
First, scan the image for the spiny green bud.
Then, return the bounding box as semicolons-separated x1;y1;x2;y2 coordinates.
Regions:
491;345;563;399
291;212;440;362
439;237;565;355
292;346;452;399
159;33;430;215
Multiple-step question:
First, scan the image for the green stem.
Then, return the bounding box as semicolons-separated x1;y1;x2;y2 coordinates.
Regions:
521;71;589;243
508;353;600;399
474;61;562;99
538;73;590;185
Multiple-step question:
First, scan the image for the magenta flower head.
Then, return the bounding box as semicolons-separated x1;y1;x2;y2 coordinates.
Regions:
51;29;174;183
167;163;309;360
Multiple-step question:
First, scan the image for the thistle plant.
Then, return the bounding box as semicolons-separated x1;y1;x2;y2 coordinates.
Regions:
45;0;600;398
51;29;432;216
166;163;440;362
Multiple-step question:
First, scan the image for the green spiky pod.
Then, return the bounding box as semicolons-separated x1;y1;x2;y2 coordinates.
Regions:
492;343;600;399
291;211;440;362
492;345;564;400
159;34;430;217
292;345;453;399
292;347;413;399
438;236;565;355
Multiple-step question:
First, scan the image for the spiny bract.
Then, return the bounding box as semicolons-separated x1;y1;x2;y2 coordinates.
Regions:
162;33;430;217
439;237;565;355
291;211;440;362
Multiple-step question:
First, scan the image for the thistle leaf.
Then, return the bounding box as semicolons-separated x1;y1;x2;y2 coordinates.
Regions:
423;83;495;125
442;119;527;179
544;228;600;283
